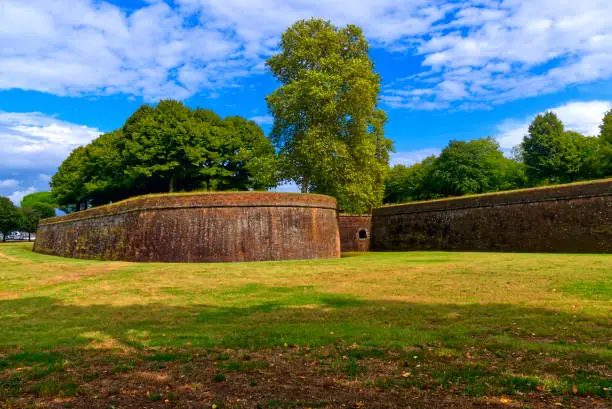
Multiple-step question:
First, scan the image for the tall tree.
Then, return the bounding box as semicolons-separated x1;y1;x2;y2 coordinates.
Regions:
520;112;581;184
0;197;21;242
51;146;88;211
432;137;526;196
21;203;55;240
266;19;393;214
598;108;612;177
566;131;600;180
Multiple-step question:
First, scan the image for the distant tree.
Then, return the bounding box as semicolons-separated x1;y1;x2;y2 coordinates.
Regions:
384;158;436;204
598;108;612;177
266;18;393;214
0;197;21;242
520;112;581;184
431;137;526;196
20;192;57;209
600;108;612;144
21;203;55;240
566;131;600;180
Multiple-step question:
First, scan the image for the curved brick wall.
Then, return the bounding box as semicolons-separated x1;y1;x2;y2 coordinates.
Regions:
338;215;372;252
34;192;340;262
371;179;612;253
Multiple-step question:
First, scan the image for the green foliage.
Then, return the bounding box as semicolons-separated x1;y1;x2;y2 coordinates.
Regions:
266;19;393;214
598;108;612;177
51;101;278;210
432;137;526;196
384;138;527;203
21;203;55;235
520;112;581;184
0;197;21;241
51;146;88;211
20;192;57;209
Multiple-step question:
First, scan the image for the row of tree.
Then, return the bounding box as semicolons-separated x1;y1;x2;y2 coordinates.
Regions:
51;101;278;211
384;109;612;203
51;19;394;215
0;192;56;242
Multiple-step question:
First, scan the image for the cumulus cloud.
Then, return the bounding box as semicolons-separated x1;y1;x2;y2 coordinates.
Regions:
391;148;441;166
1;0;611;107
0;111;101;172
384;0;612;109
8;186;37;206
0;179;20;189
495;100;611;149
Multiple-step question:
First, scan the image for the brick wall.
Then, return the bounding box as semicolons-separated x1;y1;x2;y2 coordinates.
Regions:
371;179;612;253
34;192;341;262
338;215;372;252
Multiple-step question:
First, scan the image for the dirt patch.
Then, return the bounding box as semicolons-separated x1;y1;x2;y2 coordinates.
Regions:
0;249;20;262
3;348;608;409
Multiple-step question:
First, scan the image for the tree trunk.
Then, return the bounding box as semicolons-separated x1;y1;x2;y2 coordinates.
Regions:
28;232;31;241
169;175;175;193
301;175;309;194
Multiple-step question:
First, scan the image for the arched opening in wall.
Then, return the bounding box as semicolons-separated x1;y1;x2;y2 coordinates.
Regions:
358;229;368;240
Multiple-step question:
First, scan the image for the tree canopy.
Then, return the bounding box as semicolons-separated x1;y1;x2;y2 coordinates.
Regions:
52;101;278;210
266;18;393;214
520;112;581;184
598;108;612;177
21;203;55;239
20;192;58;209
384;138;527;204
0;197;21;241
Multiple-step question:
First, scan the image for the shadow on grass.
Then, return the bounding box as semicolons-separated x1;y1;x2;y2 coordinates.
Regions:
1;290;610;400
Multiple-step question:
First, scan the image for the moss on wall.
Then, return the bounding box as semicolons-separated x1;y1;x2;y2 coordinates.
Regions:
371;179;612;253
34;192;340;262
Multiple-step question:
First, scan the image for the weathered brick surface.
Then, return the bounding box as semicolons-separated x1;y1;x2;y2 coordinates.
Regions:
371;179;612;253
34;192;341;262
338;215;372;252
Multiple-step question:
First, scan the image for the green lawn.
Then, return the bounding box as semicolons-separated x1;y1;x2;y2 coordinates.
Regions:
0;242;610;408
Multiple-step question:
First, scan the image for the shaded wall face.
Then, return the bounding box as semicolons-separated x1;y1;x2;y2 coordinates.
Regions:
371;180;612;254
34;193;340;262
338;215;372;252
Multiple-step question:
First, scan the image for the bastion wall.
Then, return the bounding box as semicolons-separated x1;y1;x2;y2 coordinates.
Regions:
370;179;612;253
338;215;372;252
34;192;341;262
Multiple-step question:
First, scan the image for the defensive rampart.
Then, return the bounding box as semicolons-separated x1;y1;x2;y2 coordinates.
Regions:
34;192;340;262
338;215;372;252
371;179;612;253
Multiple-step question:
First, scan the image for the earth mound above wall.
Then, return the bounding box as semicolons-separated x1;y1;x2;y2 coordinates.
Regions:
34;192;340;262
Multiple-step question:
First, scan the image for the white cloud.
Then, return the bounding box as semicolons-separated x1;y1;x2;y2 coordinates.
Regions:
249;115;274;125
0;111;101;172
385;0;612;109
391;148;441;166
39;173;52;183
8;186;37;206
495;100;611;149
0;179;20;189
1;0;611;107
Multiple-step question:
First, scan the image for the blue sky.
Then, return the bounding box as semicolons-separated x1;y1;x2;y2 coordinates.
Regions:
1;0;611;203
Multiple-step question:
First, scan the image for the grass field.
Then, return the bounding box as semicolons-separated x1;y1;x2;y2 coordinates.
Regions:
0;242;610;408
